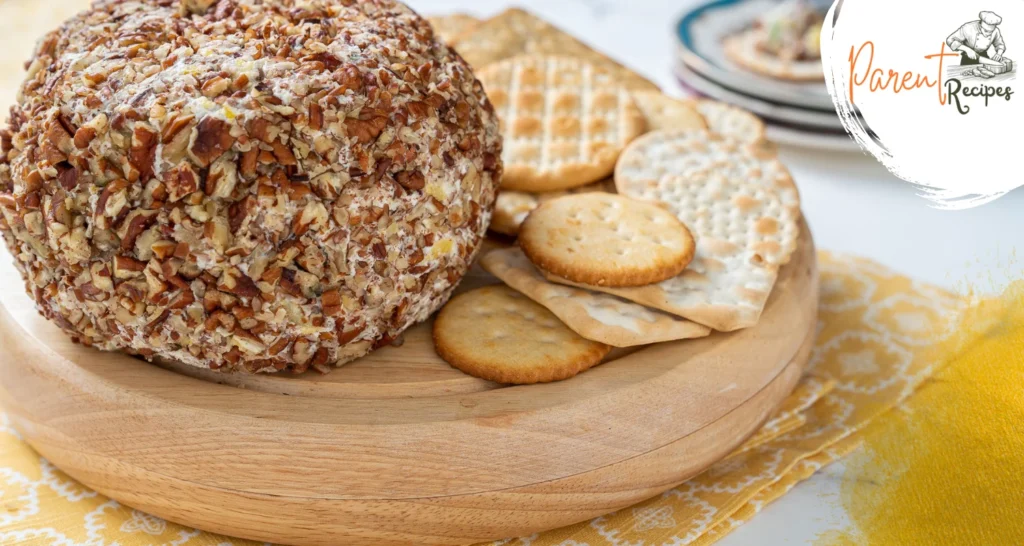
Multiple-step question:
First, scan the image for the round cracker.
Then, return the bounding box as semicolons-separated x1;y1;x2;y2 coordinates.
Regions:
615;129;800;267
694;100;766;145
489;178;616;237
631;91;707;132
723;30;825;82
478;55;647;192
519;193;695;287
433;285;611;384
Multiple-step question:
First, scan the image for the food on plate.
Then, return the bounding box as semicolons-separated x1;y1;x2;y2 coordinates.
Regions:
694;100;767;145
490;179;615;237
427;13;480;44
432;285;611;384
482;248;711;347
478;55;647;192
753;0;823;63
537;130;799;332
452;8;660;92
631;92;707;132
519;193;695;287
723;0;825;82
0;0;502;373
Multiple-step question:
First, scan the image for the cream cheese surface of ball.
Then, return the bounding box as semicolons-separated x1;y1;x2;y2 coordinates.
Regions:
0;0;503;373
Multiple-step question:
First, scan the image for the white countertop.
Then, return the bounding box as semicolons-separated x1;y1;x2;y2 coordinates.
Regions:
410;0;1024;543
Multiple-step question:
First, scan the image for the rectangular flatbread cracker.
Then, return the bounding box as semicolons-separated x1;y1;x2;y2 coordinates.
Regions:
542;254;778;332
482;248;711;347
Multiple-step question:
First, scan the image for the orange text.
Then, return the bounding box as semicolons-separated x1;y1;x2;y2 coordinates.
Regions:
848;42;961;105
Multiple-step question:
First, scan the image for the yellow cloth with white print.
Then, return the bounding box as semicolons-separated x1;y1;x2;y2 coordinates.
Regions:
0;252;960;545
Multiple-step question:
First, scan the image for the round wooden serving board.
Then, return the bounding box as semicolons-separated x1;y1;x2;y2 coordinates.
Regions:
0;222;817;546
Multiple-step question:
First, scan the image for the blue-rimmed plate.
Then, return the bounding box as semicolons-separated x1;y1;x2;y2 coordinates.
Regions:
676;0;835;111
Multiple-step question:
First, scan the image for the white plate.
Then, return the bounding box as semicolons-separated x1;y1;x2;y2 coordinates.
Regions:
764;124;862;153
675;0;834;111
675;61;842;130
674;64;861;153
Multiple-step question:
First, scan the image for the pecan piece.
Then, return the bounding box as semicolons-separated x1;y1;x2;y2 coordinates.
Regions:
248;118;271;142
74;127;97;149
337;325;366;345
163;163;199;202
168;289;195;310
219;268;260;298
192;117;235;167
161;114;194;144
239;148;259;178
113;255;147;279
344;116;388;144
57;164;79;190
41;119;73;164
309;103;324;131
395;170;425;191
271;141;297;165
292;201;328;236
201;76;229;98
150;240;177;260
119;211;157;253
206;155;237;198
179;0;217;16
322;289;342;316
129;126;158;181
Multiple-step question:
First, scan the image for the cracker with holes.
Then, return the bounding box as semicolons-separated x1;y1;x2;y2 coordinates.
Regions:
631;92;707;132
452;8;659;92
482;248;711;347
519;194;695;287
478;55;647;192
695;100;766;145
490;178;615;237
427;13;480;44
433;285;612;384
543;129;799;332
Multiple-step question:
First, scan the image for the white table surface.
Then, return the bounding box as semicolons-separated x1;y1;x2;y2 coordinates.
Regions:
410;0;1024;544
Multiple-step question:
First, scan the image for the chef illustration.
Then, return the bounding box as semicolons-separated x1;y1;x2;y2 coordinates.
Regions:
947;11;1005;65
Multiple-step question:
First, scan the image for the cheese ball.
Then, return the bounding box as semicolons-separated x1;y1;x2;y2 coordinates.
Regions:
0;0;502;373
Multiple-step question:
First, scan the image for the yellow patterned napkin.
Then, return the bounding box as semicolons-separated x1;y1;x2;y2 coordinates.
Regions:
0;252;961;545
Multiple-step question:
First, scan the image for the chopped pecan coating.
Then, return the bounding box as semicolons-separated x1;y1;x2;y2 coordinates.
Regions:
0;0;502;373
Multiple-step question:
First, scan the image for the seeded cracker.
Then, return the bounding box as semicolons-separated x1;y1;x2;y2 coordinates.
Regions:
479;55;647;192
433;285;611;384
0;0;503;373
519;194;695;287
452;8;660;92
544;130;800;332
482;248;711;347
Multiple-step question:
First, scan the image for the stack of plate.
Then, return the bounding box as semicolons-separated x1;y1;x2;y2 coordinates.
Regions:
675;0;860;152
